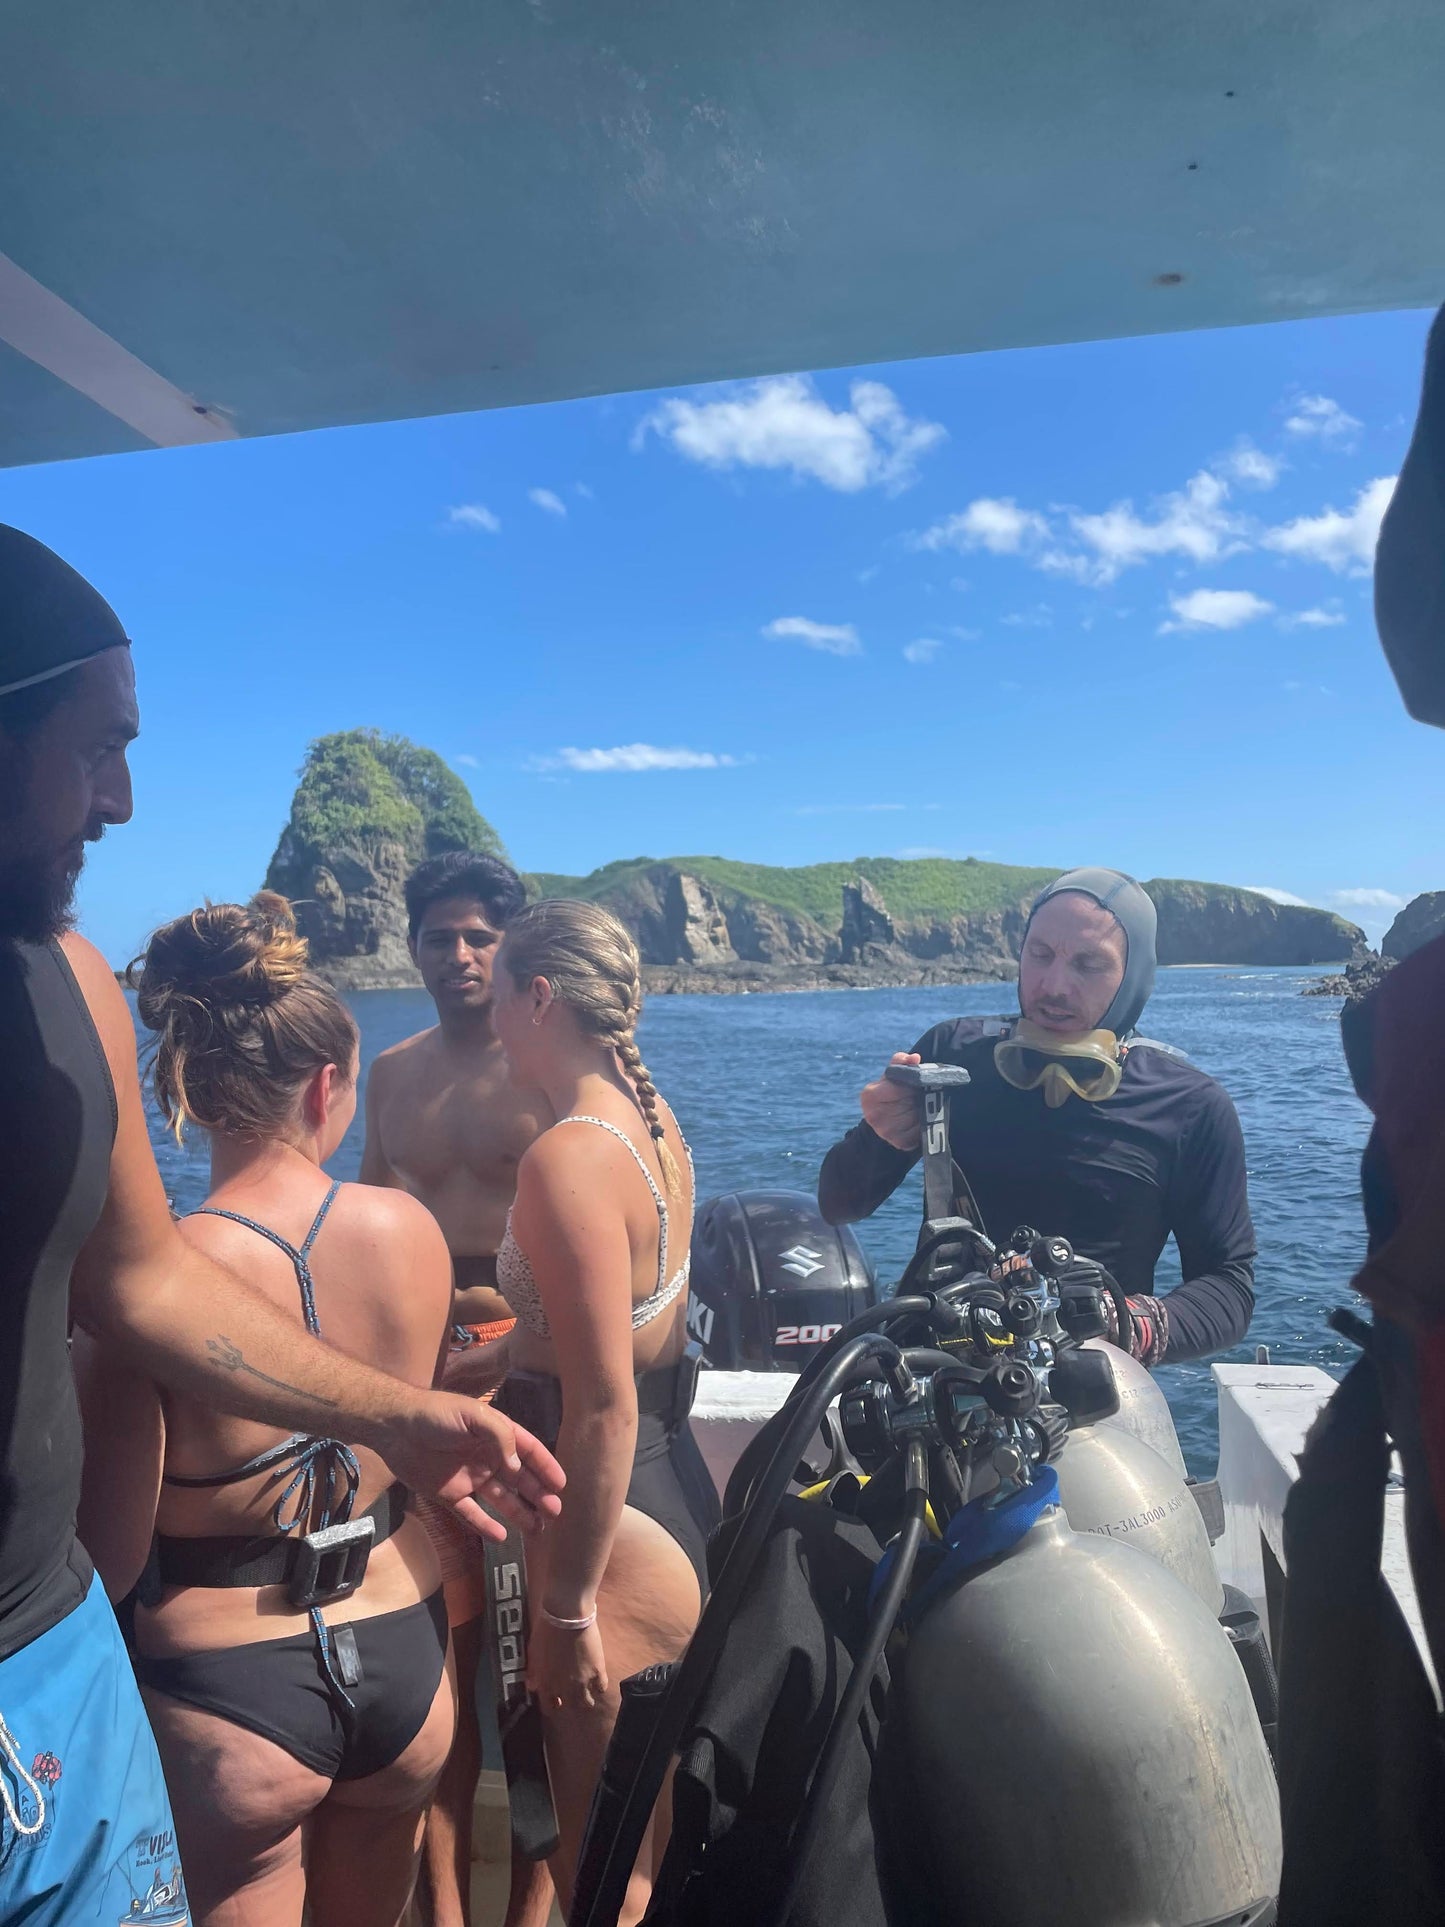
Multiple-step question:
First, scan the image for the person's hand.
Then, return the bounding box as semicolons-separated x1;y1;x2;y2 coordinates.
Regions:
442;1334;511;1400
379;1391;564;1542
530;1614;609;1714
860;1052;924;1151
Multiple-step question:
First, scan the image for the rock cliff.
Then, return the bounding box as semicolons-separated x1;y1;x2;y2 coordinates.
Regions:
1382;891;1445;961
264;729;507;989
260;741;1367;992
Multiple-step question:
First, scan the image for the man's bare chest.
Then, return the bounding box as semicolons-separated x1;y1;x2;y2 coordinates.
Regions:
385;1072;539;1187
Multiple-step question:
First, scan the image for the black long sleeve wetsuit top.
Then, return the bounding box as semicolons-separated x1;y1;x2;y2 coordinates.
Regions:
817;1017;1256;1364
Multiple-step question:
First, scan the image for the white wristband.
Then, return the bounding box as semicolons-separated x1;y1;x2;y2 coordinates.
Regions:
540;1605;597;1632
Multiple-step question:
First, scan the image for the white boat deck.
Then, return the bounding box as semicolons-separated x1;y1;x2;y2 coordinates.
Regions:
1213;1361;1437;1697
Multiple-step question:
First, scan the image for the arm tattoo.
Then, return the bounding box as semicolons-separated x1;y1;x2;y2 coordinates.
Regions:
205;1335;341;1410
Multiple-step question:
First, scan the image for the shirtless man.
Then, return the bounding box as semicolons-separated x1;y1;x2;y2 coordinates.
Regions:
362;849;554;1927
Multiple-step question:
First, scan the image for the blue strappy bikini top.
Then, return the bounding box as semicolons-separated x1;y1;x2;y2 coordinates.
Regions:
164;1181;360;1535
496;1115;694;1341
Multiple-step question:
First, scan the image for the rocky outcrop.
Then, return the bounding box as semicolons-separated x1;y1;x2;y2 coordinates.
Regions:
1302;955;1396;1002
264;729;508;990
266;829;420;989
663;871;736;966
840;877;895;962
1382;892;1445;961
725;894;831;965
1147;881;1367;967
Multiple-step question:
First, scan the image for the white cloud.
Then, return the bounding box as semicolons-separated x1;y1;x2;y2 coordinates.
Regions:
1160;588;1274;633
1261;476;1396;575
897;845;951;859
903;637;943;664
1284;395;1362;444
453;753;480;768
539;744;740;773
1220;441;1282;490
1068;471;1249;584
912;497;1050;557
763;615;862;657
1329;887;1407;913
1279;605;1347;629
1243;885;1313;907
529;488;567;517
636;375;944;494
449;503;500;533
948;625;980;641
574;482;594;500
1002;605;1053;628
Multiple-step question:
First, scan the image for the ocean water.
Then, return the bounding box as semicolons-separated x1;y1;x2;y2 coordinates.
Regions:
147;965;1370;1476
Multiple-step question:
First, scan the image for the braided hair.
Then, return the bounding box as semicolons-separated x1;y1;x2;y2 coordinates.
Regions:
500;898;684;1195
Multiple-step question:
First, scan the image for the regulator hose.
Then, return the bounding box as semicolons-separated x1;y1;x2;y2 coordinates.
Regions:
572;1330;905;1927
723;1298;935;1516
761;1436;931;1927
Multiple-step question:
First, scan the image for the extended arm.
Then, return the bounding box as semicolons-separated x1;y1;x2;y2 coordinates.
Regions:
63;937;563;1534
818;1046;933;1224
1158;1083;1257;1364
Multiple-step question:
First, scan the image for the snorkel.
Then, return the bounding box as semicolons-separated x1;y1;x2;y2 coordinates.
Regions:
995;869;1158;1105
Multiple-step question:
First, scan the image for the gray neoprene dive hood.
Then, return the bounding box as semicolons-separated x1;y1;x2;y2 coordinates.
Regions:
1025;868;1157;1037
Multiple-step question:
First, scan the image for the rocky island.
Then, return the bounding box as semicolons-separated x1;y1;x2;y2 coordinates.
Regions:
264;731;1369;994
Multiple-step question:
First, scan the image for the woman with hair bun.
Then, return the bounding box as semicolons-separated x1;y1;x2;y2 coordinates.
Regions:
74;893;460;1927
488;898;720;1924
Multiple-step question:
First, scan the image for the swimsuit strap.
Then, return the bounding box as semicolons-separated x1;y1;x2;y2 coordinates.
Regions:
189;1179;341;1336
554;1115;671;1288
173;1180;358;1533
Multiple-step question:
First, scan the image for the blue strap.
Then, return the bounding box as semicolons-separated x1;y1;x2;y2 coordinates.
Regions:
190;1180;341;1335
869;1465;1061;1620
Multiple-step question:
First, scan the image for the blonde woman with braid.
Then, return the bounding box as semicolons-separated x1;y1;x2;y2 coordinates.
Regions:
489;900;720;1922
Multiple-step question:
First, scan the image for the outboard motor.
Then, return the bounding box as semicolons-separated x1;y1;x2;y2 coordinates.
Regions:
687;1190;878;1370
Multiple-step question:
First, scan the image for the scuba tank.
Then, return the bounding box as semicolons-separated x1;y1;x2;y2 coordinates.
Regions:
1055;1417;1224;1613
1085;1334;1190;1477
901;1507;1280;1925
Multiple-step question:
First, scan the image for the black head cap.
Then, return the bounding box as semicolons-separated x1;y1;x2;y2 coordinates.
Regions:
0;525;130;698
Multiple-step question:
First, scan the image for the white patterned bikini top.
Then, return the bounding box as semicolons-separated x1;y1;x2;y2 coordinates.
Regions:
496;1115;694;1341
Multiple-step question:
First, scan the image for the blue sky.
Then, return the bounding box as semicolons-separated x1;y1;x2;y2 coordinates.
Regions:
1;304;1436;964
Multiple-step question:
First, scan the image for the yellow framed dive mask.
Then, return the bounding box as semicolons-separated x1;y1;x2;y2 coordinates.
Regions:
993;1019;1125;1108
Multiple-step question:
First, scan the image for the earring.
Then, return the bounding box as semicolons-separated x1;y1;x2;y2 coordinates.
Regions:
532;1013;543;1028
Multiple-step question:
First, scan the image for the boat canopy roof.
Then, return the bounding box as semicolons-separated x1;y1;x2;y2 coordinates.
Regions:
3;0;1444;468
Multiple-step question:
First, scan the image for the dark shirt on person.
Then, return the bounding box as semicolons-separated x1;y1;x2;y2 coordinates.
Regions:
817;1017;1256;1364
0;940;115;1660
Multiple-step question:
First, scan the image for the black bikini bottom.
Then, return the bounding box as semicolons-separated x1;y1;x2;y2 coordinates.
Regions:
132;1589;449;1782
494;1361;721;1594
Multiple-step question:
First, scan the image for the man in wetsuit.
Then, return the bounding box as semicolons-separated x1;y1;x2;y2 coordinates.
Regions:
0;526;564;1925
362;851;553;1927
819;868;1255;1365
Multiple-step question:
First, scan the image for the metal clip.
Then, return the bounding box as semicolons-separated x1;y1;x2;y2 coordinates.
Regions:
287;1515;375;1608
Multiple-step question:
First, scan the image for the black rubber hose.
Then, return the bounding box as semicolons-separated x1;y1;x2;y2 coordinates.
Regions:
572;1331;904;1927
723;1297;935;1517
1104;1273;1136;1358
761;1436;931;1927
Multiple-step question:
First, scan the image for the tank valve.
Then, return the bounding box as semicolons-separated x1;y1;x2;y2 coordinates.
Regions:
1005;1292;1042;1339
982;1360;1038;1418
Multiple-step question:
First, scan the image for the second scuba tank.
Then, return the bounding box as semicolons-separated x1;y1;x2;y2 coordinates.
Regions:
1054;1421;1224;1614
1083;1336;1189;1476
900;1508;1281;1926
